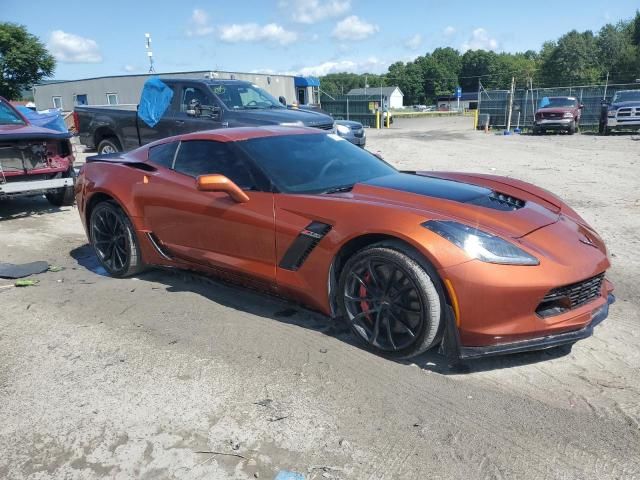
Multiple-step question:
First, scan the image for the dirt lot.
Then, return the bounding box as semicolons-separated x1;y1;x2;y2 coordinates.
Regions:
1;117;639;479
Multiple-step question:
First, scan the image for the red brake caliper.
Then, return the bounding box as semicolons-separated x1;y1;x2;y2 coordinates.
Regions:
359;272;373;323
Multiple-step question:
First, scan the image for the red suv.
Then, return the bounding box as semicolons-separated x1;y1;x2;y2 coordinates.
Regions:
533;96;583;135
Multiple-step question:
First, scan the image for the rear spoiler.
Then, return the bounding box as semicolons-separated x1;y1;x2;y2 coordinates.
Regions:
86;152;156;171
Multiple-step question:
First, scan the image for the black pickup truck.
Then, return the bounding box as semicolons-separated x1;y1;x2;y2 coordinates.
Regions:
76;78;335;154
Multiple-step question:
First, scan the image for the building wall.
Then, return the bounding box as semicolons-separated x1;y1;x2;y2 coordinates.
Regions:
389;90;403;109
33;71;298;111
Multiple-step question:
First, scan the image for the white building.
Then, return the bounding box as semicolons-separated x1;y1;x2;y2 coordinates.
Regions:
347;86;404;109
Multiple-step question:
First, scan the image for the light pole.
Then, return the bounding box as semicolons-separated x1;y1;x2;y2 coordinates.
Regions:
145;33;155;73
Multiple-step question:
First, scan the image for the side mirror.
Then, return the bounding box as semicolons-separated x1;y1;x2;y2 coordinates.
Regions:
196;174;249;203
579;104;585;109
278;96;287;106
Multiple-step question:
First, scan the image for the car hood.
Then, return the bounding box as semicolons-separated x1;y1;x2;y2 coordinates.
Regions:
347;172;566;238
0;123;71;140
335;120;363;128
227;107;334;127
536;107;574;114
610;101;640;109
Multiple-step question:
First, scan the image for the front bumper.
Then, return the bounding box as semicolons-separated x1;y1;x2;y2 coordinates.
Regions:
535;118;573;129
337;131;366;146
607;118;640;128
455;294;614;359
0;177;74;196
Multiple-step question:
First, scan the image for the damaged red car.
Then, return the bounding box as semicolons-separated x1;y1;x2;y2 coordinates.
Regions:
0;97;75;205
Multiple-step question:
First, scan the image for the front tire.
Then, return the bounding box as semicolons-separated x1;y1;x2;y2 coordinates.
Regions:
337;243;443;359
46;167;76;207
89;201;144;277
568;120;576;135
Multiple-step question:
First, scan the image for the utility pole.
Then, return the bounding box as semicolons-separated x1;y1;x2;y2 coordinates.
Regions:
603;71;609;100
506;76;515;131
145;33;155;73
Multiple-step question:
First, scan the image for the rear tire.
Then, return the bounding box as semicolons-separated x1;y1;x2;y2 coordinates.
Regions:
97;137;122;154
337;243;443;359
89;201;145;277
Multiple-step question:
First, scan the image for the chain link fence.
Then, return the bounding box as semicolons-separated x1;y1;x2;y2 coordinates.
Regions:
478;83;640;131
320;94;383;127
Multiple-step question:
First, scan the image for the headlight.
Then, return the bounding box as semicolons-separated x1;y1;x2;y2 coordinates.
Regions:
280;121;304;127
423;220;539;265
563;112;574;118
336;124;350;135
607;110;616;118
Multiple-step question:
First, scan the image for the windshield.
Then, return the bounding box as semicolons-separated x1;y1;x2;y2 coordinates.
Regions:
210;83;284;110
612;90;640;103
239;133;397;194
539;97;577;109
0;102;26;126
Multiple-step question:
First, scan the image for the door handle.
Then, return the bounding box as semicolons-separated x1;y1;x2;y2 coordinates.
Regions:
175;120;185;125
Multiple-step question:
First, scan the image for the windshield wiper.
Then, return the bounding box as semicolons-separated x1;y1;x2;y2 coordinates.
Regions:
320;184;354;194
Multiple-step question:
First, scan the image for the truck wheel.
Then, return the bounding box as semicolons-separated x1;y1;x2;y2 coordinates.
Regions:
97;137;122;154
46;167;76;207
532;126;541;135
89;201;145;277
568;121;576;135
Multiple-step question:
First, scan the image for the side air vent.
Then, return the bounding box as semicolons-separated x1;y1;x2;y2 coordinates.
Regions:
536;273;604;318
279;221;332;271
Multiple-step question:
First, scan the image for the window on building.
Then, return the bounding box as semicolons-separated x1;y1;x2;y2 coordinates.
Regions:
106;93;119;105
74;94;88;106
52;96;63;109
173;140;255;189
148;141;179;169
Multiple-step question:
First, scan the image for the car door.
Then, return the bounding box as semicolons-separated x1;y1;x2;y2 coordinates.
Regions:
138;139;276;283
173;84;225;134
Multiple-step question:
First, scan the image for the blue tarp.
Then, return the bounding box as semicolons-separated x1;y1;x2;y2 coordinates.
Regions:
294;76;320;88
16;106;68;133
137;77;174;128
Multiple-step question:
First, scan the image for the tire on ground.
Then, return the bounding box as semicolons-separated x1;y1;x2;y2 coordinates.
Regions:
89;201;145;278
97;137;122;154
337;242;444;359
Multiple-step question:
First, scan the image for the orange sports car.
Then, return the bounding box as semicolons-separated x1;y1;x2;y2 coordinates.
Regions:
75;127;614;360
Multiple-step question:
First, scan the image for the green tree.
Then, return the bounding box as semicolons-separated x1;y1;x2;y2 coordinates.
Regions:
0;23;54;100
538;30;603;86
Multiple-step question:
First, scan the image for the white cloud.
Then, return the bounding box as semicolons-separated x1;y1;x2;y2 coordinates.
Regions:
443;26;456;37
48;30;102;63
123;65;137;72
332;16;379;41
405;34;422;50
280;0;351;24
219;23;297;45
292;57;388;76
187;9;214;36
462;28;499;51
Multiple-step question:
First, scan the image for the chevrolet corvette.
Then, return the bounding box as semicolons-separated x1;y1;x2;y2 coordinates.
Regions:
75;127;614;360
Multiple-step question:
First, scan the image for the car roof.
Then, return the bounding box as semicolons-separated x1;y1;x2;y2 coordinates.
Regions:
145;126;325;148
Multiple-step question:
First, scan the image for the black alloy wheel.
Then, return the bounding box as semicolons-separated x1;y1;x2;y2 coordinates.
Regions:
89;201;143;277
338;244;442;359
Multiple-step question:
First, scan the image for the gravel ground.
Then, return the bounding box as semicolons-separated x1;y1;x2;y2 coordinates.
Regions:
0;117;639;479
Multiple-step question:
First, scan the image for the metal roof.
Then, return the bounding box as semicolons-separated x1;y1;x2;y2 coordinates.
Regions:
347;86;403;97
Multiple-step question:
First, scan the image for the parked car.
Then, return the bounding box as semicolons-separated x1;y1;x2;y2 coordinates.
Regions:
533;96;583;135
335;120;366;147
75;79;335;154
76;126;614;360
599;89;640;135
0;96;75;205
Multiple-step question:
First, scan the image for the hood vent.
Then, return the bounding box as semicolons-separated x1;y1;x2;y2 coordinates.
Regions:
468;191;525;211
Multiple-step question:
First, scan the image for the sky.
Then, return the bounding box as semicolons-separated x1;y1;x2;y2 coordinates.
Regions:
3;0;639;80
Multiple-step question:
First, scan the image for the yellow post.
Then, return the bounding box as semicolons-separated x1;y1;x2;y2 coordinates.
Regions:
386;111;390;128
473;109;479;130
376;110;380;129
